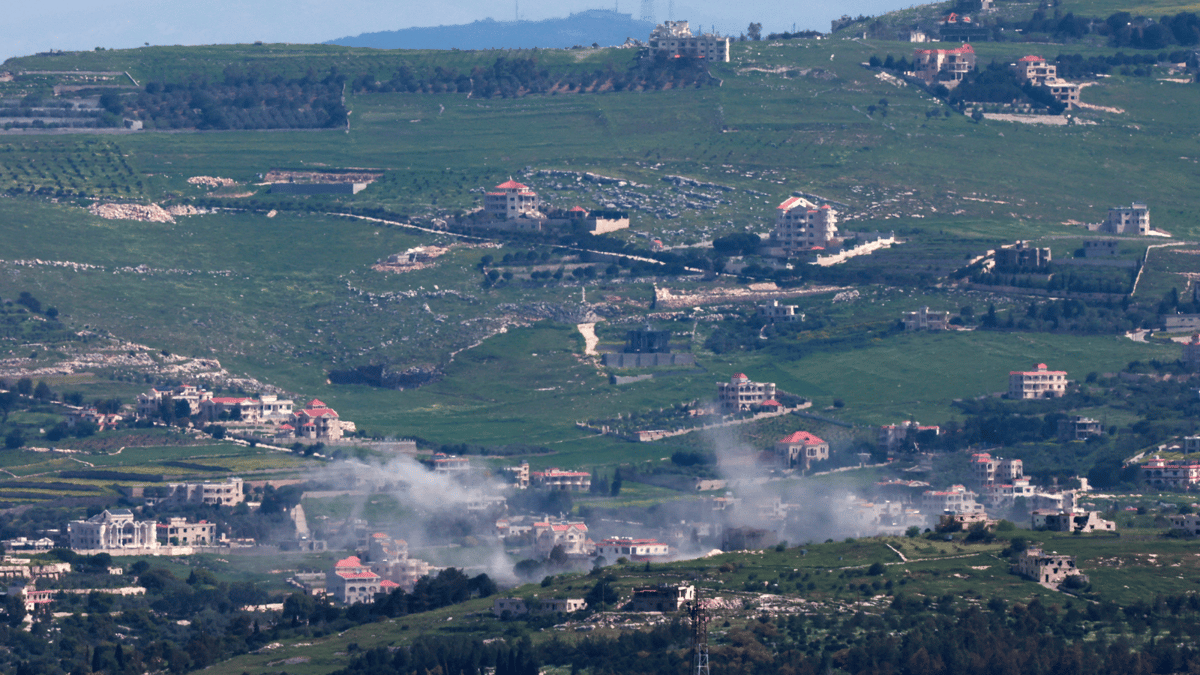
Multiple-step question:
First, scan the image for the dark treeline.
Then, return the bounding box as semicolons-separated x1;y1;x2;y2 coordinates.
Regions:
948;62;1066;113
333;594;1200;675
123;64;348;130
1012;9;1200;49
349;53;717;98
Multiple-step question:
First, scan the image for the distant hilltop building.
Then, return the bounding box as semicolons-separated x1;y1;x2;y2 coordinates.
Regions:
601;327;694;368
913;44;975;86
472;180;629;235
758;299;803;323
1102;202;1150;235
1008;363;1067;399
648;21;730;62
1013;547;1086;587
995;240;1051;268
769;196;838;254
902;306;950;331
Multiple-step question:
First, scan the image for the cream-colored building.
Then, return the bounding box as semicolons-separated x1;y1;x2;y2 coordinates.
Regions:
631;584;694;612
717;373;777;413
159;517;216;545
903;306;950;331
595;537;670;560
1008;363;1067;399
291;399;351;440
201;393;294;423
648;21;730;62
1102;202;1150;235
1011;55;1080;107
913;44;976;85
137;384;211;418
493;597;587;616
327;556;391;605
971;453;1023;485
532;520;589;558
758;299;803;323
920;485;984;516
770;196;838;253
485;179;542;221
1013;547;1086;586
68;509;159;552
155;477;245;507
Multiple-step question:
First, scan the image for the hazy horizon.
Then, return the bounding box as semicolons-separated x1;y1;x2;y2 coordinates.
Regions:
3;0;920;63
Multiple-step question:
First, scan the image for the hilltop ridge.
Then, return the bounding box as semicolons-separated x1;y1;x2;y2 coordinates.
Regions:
325;9;657;51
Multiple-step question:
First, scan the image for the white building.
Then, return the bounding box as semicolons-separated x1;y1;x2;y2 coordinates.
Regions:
158;517;216;545
594;537;670;561
532;519;590;558
775;430;829;470
153;477;244;507
1008;363;1067;399
530;468;591;491
1103;203;1150;235
757;300;803;323
920;485;985;517
903;307;951;331
648;21;730;62
201;393;294;423
770;196;838;253
68;509;159;552
137;384;211;419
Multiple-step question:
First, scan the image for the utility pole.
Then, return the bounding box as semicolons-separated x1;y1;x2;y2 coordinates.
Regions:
688;587;710;675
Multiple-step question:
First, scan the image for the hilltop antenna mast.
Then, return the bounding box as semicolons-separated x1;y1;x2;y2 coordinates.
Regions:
688;587;710;675
514;0;519;21
639;0;655;22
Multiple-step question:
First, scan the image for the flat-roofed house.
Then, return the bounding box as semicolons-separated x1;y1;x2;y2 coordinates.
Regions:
717;373;777;413
1008;363;1067;399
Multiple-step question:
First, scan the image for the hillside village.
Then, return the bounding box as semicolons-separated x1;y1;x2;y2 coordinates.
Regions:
0;3;1199;674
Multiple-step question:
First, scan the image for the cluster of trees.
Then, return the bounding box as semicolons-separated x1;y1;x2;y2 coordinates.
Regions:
970;264;1137;295
1107;12;1200;49
975;295;1164;334
349;54;716;99
119;66;349;130
948;62;1066;114
1055;52;1179;78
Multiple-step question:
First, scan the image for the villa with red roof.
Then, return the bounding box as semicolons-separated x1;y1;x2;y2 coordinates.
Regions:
775;430;830;471
532;519;589;558
1008;363;1068;399
769;196;838;254
327;555;384;605
484;179;543;221
291;399;353;440
717;373;777;413
912;43;975;86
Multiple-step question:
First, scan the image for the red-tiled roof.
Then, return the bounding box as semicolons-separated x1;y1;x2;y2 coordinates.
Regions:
381;580;401;588
210;397;254;405
1018;55;1044;62
299;408;339;418
309;398;327;408
495;180;529;190
732;373;748;379
337;571;381;580
760;399;782;407
335;556;363;567
779;431;826;445
569;206;588;212
778;196;805;210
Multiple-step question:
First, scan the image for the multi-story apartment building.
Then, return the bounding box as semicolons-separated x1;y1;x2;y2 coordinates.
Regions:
158;517;216;545
717;373;777;413
995;240;1052;268
1008;363;1067;399
1011;55;1080;107
902;306;951;331
1102;202;1150;235
1142;457;1200;489
291;399;351;440
484;180;541;221
769;196;838;252
152;477;245;507
647;21;730;62
200;393;294;423
971;453;1023;485
912;44;976;85
326;556;391;605
920;485;985;516
532;519;589;558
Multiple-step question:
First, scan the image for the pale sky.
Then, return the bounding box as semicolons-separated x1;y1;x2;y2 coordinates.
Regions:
3;0;913;62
